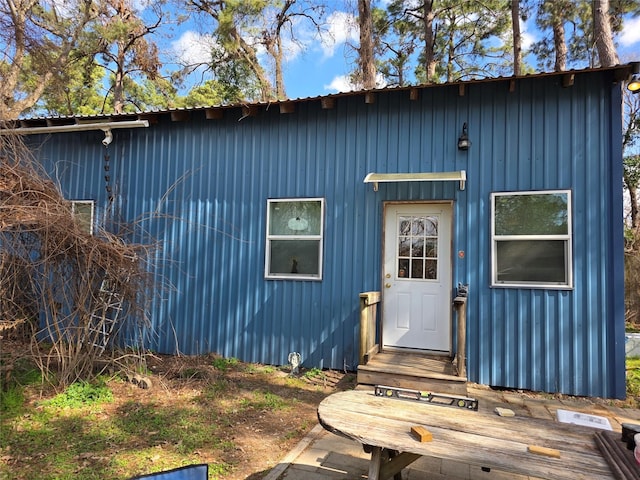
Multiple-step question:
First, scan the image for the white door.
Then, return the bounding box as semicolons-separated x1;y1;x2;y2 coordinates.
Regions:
382;203;452;352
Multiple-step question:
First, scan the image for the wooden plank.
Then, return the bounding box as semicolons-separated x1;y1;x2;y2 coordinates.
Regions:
411;426;433;442
453;296;466;377
368;446;382;480
370;351;452;368
205;108;223;120
379;451;421;479
528;445;561;458
360;291;381;305
363;344;379;363
594;430;639;480
322;413;610;479
324;413;609;479
364;447;421;480
358;361;457;380
359;291;380;364
320;97;335;109
357;350;467;394
357;370;467;396
366;352;457;376
318;390;614;480
359;360;462;381
279;102;296;114
321;391;606;449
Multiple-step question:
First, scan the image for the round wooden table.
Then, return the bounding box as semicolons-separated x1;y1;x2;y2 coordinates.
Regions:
317;389;614;480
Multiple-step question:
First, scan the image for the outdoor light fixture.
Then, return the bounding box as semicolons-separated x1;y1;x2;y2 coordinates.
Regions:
628;62;640;94
458;122;471;150
629;75;640;94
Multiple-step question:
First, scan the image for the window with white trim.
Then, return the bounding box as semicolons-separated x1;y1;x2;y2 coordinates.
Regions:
265;198;324;280
71;200;95;235
491;190;572;288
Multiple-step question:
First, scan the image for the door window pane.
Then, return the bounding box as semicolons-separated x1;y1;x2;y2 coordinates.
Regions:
425;239;437;257
398;237;411;257
412;238;424;257
396;214;439;280
425;259;437;280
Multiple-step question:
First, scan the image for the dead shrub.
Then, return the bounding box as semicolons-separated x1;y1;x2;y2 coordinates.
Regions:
1;133;155;388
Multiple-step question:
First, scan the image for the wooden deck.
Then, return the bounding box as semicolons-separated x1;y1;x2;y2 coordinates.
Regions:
357;351;468;396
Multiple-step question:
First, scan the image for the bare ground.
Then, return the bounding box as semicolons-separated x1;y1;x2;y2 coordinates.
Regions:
0;338;357;480
128;353;356;480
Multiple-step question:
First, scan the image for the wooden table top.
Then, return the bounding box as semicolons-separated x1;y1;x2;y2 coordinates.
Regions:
317;390;614;480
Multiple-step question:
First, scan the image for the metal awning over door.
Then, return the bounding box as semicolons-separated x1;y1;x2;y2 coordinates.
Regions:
363;170;466;191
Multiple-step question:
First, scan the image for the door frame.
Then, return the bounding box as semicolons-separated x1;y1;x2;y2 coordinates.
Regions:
380;200;455;355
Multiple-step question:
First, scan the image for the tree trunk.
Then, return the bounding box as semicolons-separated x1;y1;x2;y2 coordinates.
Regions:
270;0;295;101
552;14;567;71
631;186;639;230
446;29;455;83
230;27;275;101
274;38;286;100
112;44;126;114
626;173;639;229
422;0;437;84
358;0;376;89
511;0;522;76
592;0;619;67
266;36;287;100
188;0;275;101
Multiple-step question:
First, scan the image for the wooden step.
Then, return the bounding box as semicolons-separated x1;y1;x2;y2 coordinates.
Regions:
357;351;468;396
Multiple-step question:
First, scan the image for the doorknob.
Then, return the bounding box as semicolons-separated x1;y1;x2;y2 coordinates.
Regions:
385;283;391;288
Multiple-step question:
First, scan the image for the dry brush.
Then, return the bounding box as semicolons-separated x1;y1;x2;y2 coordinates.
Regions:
0;133;155;388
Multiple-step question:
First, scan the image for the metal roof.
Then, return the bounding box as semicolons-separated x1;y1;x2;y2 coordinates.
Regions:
2;63;637;131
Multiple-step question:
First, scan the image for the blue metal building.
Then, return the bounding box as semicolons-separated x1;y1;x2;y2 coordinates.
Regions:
10;64;633;398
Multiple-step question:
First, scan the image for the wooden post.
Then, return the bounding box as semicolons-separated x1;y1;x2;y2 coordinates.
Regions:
359;291;381;365
453;296;467;378
367;446;421;480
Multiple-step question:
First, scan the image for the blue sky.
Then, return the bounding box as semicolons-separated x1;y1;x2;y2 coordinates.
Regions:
164;4;640;100
167;8;360;99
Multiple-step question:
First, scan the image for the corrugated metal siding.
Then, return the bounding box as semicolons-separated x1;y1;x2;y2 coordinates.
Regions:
457;73;625;398
30;69;625;398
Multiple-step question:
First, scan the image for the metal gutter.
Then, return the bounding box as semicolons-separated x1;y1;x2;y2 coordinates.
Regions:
0;120;149;136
